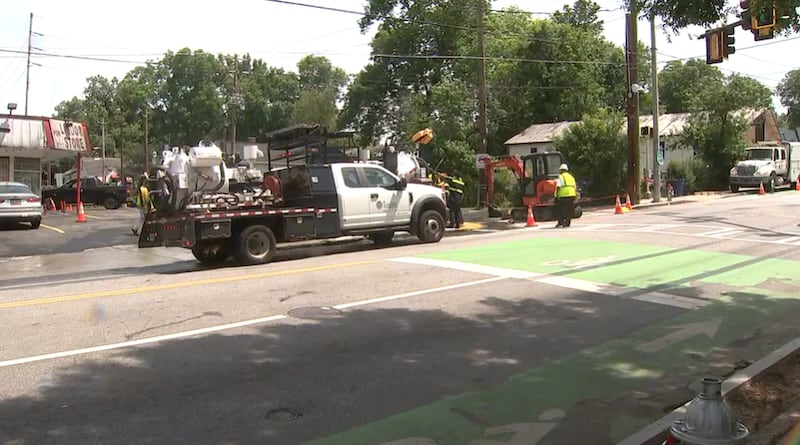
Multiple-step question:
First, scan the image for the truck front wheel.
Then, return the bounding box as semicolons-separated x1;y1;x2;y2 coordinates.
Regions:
417;210;445;243
235;225;277;265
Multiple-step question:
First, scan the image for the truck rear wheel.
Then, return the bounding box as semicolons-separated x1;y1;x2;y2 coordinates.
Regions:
103;196;120;209
235;225;277;265
417;210;445;243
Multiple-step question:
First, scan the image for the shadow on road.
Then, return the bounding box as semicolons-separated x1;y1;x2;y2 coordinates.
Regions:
1;284;797;445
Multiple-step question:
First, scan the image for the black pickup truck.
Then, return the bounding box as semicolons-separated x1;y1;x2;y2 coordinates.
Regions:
41;177;130;209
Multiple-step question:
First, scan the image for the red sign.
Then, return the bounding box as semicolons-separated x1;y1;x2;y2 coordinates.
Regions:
46;119;92;151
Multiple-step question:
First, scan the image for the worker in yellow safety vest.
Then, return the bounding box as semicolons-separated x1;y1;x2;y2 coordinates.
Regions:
555;163;577;228
131;174;151;236
438;170;465;229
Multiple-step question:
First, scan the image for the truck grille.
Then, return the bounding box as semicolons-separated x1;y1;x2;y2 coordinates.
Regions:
737;165;756;176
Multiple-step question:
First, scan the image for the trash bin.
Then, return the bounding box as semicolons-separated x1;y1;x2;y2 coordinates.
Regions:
671;179;686;196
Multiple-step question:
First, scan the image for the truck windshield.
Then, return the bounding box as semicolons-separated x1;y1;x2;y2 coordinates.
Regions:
744;149;773;160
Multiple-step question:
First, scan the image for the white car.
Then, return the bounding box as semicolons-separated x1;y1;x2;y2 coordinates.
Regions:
0;182;43;229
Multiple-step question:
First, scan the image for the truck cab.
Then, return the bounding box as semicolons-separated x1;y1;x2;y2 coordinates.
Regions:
730;142;799;192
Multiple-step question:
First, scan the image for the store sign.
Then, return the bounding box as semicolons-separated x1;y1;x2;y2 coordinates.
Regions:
48;119;90;151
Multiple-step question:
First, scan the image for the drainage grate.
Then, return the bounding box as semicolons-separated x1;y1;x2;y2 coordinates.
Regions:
287;306;343;320
265;408;302;422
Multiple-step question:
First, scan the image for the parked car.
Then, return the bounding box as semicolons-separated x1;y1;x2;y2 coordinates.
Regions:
41;177;130;209
0;182;42;229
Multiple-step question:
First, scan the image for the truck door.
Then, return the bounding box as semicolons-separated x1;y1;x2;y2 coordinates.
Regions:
361;166;411;225
338;166;372;229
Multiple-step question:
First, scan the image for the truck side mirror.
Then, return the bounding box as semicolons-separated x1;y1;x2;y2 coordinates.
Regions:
396;177;407;190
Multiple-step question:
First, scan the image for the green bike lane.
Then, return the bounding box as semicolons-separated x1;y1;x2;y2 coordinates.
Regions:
306;237;800;445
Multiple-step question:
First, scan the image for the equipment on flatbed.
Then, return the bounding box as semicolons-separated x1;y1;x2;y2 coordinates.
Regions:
485;151;583;222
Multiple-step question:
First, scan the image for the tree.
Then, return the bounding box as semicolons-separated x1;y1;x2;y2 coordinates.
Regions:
778;69;800;128
658;60;725;113
552;108;627;197
292;56;348;129
552;0;604;34
638;0;799;35
679;73;772;189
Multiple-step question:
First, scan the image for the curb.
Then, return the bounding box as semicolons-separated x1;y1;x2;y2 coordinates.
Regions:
617;335;800;445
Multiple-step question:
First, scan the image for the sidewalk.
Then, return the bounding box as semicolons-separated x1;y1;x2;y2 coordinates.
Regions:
460;192;728;231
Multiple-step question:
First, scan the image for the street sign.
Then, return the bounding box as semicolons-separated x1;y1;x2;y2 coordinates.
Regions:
657;141;665;165
475;153;491;169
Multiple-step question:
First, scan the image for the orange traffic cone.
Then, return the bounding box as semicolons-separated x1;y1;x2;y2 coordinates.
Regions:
526;204;537;227
759;182;766;195
614;195;624;214
795;180;800;191
625;193;633;210
76;202;86;223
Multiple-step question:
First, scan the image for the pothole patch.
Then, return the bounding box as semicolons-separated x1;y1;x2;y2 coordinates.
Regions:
287;306;344;320
265;408;302;422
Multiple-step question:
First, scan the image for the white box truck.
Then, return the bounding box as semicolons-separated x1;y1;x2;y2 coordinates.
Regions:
729;141;800;192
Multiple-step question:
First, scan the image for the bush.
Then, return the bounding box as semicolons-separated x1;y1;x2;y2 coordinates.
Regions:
667;160;697;194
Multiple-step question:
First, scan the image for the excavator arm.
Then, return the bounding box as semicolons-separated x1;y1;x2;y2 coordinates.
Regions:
485;156;524;207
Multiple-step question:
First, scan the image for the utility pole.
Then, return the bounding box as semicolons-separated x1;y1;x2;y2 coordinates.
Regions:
625;10;641;205
144;107;149;173
25;13;33;115
650;15;662;203
230;55;239;161
476;0;488;207
100;118;106;183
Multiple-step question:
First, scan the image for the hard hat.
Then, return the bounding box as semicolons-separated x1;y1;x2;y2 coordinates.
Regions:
559;163;569;171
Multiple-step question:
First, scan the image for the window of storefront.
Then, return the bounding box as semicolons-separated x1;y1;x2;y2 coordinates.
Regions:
13;157;41;194
0;157;9;181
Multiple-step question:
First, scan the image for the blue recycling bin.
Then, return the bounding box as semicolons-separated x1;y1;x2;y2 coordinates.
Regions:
671;179;686;196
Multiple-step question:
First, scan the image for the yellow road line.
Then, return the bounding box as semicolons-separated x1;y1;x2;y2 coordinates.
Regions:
40;224;65;234
0;260;379;309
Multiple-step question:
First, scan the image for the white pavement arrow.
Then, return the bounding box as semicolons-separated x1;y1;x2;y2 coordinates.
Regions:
635;318;723;353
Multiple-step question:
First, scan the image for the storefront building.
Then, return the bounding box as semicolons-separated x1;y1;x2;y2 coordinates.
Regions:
0;114;92;194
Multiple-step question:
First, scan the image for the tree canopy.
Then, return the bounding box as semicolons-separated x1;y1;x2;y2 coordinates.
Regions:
777;69;800;128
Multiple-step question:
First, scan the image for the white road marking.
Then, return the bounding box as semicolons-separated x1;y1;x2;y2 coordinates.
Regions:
391;257;709;310
630;292;709;310
775;236;800;244
333;277;506;310
0;314;288;368
695;228;741;238
537;276;622;295
627;224;679;232
0;276;506;368
389;257;542;279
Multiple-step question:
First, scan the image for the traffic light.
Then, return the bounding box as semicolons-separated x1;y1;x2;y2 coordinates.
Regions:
705;28;725;64
723;25;736;57
740;0;752;30
753;4;777;40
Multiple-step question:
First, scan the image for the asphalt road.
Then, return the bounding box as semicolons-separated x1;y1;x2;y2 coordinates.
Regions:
0;205;137;257
1;191;799;445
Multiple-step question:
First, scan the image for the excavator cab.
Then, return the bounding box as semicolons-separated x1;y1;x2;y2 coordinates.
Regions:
520;152;564;206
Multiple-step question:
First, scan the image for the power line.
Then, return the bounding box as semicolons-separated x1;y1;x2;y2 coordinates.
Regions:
372;53;624;66
0;48;151;64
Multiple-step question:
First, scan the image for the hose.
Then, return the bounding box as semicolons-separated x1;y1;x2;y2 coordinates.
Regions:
149;167;179;214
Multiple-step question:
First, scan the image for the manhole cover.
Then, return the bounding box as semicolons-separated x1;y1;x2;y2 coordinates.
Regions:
265;408;302;422
287;306;343;320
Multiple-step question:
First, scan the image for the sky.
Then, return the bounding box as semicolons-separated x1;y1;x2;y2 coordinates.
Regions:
1;0;798;120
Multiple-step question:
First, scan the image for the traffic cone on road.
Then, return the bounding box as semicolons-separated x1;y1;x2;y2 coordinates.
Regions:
795;180;800;191
625;193;633;211
614;195;624;214
76;202;86;223
759;182;766;195
526;204;537;227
